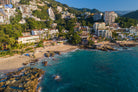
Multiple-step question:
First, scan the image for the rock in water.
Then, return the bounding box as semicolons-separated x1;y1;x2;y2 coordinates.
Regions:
42;61;48;66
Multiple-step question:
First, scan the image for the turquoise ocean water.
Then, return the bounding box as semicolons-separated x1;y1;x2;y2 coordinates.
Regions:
33;47;138;92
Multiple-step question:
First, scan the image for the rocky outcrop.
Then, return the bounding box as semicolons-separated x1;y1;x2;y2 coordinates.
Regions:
0;67;45;92
45;53;50;57
45;51;61;57
55;51;61;55
42;61;48;66
96;45;117;51
79;44;116;51
119;43;136;47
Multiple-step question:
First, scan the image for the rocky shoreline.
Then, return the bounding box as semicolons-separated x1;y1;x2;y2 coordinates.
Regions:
0;67;45;92
80;42;137;51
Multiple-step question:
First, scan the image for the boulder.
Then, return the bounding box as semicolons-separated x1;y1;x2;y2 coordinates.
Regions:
50;52;55;57
45;53;50;57
42;61;48;66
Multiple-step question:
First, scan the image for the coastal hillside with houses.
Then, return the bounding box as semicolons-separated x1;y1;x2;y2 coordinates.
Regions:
0;0;138;92
0;0;138;56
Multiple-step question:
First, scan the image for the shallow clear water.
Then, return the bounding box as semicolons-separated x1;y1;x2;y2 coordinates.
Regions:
33;47;138;92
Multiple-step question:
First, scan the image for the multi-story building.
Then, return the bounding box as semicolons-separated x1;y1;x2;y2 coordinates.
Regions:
97;30;112;38
129;26;138;36
31;28;59;39
93;13;103;21
3;7;16;19
93;22;106;30
0;9;9;24
74;26;92;35
18;35;39;44
0;0;11;5
12;0;20;4
104;11;118;25
18;5;32;18
93;22;106;35
49;29;59;38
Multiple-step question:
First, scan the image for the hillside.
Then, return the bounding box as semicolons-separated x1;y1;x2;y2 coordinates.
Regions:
115;10;132;16
123;10;138;20
73;8;101;13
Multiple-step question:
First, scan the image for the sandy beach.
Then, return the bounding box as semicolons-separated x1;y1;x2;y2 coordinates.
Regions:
0;44;78;73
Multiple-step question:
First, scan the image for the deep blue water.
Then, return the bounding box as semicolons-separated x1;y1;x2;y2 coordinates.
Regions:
33;47;138;92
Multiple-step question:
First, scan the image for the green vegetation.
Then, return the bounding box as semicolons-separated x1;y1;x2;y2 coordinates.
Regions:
10;9;22;24
20;0;33;4
115;17;138;28
68;32;81;45
78;15;95;27
32;5;49;20
88;40;94;46
37;41;44;47
112;32;118;39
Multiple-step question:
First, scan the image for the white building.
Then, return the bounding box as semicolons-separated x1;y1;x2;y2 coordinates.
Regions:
19;19;26;24
49;29;59;35
18;5;32;18
31;29;59;39
57;6;62;13
129;26;138;36
0;9;8;24
48;7;55;20
104;11;118;25
61;11;75;19
12;0;20;4
98;30;112;38
93;13;103;21
18;35;39;44
4;8;16;19
93;22;106;35
31;29;45;35
93;22;106;30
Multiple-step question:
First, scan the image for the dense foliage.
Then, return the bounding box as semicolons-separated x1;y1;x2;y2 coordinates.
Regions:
20;0;33;5
32;5;49;20
0;24;22;50
10;9;22;24
115;17;138;28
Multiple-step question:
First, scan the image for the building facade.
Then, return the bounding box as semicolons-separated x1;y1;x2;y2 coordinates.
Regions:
0;0;11;5
129;26;138;36
18;35;39;44
104;11;118;25
98;30;112;38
